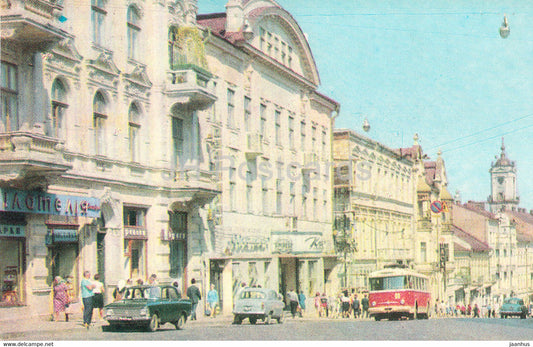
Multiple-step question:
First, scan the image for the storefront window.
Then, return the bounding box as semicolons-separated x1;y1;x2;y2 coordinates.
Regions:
0;212;25;306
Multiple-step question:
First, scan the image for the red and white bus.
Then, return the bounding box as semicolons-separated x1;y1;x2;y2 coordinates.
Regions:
368;266;431;321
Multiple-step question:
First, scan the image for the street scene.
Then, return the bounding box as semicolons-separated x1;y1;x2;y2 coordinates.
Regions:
1;0;533;343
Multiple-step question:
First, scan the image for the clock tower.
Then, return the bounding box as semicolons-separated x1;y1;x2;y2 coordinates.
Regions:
488;138;519;213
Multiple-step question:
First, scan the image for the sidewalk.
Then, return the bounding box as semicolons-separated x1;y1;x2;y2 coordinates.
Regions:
0;309;230;340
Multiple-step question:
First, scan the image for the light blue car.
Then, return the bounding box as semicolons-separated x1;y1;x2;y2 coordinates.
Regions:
233;288;285;325
500;298;528;319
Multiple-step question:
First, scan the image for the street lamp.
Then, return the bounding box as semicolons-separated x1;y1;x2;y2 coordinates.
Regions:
500;15;510;39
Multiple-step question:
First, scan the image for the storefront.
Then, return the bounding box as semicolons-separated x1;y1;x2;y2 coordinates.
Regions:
0;222;25;306
0;188;100;311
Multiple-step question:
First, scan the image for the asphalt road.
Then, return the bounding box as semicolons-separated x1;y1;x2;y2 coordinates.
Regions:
15;316;533;341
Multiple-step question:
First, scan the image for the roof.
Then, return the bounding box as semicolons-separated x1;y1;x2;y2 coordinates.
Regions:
197;13;248;44
456;201;497;220
451;224;491;252
506;210;533;242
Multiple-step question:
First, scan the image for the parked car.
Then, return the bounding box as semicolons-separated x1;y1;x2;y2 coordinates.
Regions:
500;297;528;319
102;285;192;331
233;287;285;325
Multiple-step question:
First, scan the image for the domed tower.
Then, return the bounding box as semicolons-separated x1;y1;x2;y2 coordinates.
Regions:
488;138;519;213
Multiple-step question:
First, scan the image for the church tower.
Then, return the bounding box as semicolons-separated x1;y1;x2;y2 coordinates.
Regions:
488;138;519;213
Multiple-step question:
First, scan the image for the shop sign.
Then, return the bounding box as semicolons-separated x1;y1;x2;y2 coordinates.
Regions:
45;229;78;244
160;229;186;241
0;189;100;218
124;226;147;240
226;234;270;254
271;231;324;254
0;224;25;238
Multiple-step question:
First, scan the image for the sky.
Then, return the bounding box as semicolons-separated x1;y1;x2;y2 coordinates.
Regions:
198;0;533;210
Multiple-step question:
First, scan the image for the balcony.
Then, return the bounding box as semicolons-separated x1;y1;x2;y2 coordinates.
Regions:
1;0;69;49
0;130;71;189
302;152;319;172
165;64;216;110
171;169;220;205
245;132;263;160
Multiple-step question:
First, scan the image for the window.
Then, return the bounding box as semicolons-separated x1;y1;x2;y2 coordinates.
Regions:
300;120;306;148
260;104;267;142
91;0;106;46
289;182;295;215
313;188;318;218
288;115;294;149
275;110;281;146
169;211;187;278
229;162;236;211
124;207;145;227
227;89;235;129
171;117;183;168
276;179;282;215
1;62;18;131
128;103;141;162
246;163;253;213
93;92;107;156
261;176;268;214
51;79;68;139
312;125;317;151
244;96;251;133
168;26;180;69
322;128;327;154
421;242;427;263
127;6;141;60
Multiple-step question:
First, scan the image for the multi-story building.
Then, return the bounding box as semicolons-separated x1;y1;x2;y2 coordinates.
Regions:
0;0;339;317
198;0;340;312
450;139;533;306
332;129;414;290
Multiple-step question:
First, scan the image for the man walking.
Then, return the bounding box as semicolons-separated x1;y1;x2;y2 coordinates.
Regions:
361;293;369;319
81;270;95;329
186;278;202;320
287;289;299;318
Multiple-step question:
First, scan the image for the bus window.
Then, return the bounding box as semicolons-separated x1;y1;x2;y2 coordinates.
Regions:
383;276;404;290
369;278;383;291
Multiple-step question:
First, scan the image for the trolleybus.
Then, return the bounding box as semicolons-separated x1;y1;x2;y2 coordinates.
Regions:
368;266;431;321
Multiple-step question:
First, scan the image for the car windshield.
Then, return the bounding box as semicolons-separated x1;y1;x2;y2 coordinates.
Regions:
124;287;161;300
504;298;523;305
240;290;266;299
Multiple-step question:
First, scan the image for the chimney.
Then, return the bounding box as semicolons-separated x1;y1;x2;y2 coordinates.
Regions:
225;0;244;33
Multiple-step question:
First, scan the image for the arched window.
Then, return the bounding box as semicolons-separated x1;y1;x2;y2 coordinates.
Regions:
128;102;141;162
127;6;141;60
91;0;106;46
51;79;68;139
93;92;107;156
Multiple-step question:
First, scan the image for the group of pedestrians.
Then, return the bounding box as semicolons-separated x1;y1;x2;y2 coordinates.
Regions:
313;291;369;319
434;299;500;318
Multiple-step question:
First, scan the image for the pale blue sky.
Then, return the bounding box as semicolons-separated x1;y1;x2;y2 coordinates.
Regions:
198;1;533;209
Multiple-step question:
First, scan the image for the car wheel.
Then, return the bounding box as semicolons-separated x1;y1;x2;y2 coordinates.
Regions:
374;315;382;321
148;314;159;332
174;314;186;330
521;313;526;319
264;313;272;325
233;315;243;325
277;311;285;324
249;317;257;325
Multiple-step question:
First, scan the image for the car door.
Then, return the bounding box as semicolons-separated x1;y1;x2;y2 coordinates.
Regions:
167;286;181;322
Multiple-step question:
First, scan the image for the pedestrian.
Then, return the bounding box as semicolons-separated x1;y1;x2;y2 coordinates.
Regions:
52;276;69;322
341;291;350;318
113;280;126;302
81;270;96;329
467;304;472;316
136;278;144;285
298;290;306;316
148;274;161;298
92;274;105;321
314;292;321;317
65;276;75;321
361;293;369;319
487;303;492;318
172;281;182;297
186;278;202;320
473;303;480;318
493;302;499;318
352;294;360;319
287;289;299;318
207;284;219;318
235;282;246;300
320;293;329;317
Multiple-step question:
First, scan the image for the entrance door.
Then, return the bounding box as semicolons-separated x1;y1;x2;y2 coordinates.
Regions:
169;211;188;291
210;260;223;311
279;257;298;306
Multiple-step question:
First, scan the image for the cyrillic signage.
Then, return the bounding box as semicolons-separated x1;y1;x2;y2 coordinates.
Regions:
124;226;147;240
0;189;100;218
46;229;78;244
0;224;25;238
271;231;324;254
